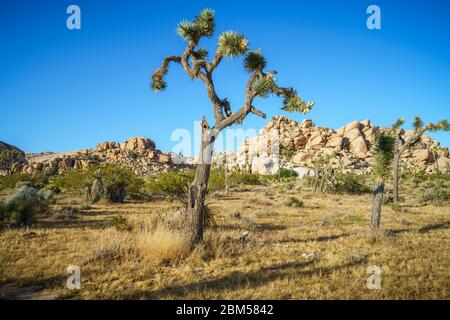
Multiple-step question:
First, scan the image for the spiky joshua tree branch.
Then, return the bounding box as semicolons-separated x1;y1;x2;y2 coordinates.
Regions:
151;9;314;129
150;9;314;248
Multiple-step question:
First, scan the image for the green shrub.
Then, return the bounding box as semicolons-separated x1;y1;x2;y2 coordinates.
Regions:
418;178;450;205
230;172;261;185
279;168;298;179
0;173;51;191
283;196;304;208
52;165;144;199
331;172;371;194
145;169;193;199
145;169;226;199
2;186;49;226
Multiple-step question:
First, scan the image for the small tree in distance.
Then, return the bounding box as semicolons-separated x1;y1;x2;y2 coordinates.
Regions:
391;116;449;202
370;131;395;230
150;9;314;249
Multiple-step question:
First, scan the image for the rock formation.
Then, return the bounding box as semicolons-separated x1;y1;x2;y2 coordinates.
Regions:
213;116;449;175
0;137;179;176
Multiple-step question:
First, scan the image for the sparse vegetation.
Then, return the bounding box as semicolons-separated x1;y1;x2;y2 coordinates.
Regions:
0;186;49;226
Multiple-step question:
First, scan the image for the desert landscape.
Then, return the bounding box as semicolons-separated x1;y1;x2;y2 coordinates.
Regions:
1;4;449;302
1;115;449;299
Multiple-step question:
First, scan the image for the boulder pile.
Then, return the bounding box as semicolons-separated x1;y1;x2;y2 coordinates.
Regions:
1;137;178;176
214;116;449;175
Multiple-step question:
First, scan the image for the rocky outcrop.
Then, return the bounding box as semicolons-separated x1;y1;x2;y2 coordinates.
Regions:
213;116;449;175
1;137;181;176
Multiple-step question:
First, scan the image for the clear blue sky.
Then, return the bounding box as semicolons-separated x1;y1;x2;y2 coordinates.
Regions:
1;0;449;154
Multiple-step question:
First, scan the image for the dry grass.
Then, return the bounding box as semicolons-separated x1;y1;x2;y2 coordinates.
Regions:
0;185;449;300
134;224;189;266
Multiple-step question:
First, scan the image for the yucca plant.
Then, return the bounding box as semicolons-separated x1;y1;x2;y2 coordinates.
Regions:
150;9;314;249
391;116;449;202
370;132;395;230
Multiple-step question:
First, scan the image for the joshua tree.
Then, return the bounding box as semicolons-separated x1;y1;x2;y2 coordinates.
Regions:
150;9;313;248
391;117;449;202
370;132;395;230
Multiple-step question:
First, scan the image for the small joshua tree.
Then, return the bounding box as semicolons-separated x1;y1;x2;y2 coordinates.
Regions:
391;117;449;202
150;9;313;248
370;132;395;230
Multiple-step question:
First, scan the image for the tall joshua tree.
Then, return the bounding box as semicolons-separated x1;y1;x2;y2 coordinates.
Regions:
391;117;449;202
150;9;313;248
370;132;395;230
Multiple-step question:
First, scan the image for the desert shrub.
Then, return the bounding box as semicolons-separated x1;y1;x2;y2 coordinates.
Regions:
2;186;49;226
330;172;371;194
134;224;189;265
145;169;193;199
279;168;298;179
145;169;225;199
0;173;51;191
52;169;91;191
53;165;144;200
283;196;304;208
418;178;450;205
230;172;261;185
90;229;135;262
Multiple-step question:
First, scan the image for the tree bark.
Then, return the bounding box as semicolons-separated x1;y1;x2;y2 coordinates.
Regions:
392;153;400;202
370;179;384;230
185;125;216;249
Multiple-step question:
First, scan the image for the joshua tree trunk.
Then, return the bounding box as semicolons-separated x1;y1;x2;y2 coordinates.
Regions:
370;179;384;230
185;127;216;248
392;153;400;202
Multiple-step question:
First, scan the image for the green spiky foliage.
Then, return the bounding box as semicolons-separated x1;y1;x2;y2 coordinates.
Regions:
392;118;405;130
218;31;248;57
428;119;450;132
176;9;215;42
192;47;209;60
151;77;167;92
373;132;396;180
413;116;424;132
244;50;266;72
252;74;276;98
194;8;215;37
282;91;314;114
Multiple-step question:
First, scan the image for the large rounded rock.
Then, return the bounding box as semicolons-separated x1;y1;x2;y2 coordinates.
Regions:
96;142;118;151
437;157;450;172
351;136;368;158
413;149;431;163
121;137;156;153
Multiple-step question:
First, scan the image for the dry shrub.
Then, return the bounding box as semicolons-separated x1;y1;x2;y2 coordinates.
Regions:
186;234;243;265
134;224;189;266
89;229;135;262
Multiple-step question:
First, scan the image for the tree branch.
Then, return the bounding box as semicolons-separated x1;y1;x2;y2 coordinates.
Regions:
250;106;266;119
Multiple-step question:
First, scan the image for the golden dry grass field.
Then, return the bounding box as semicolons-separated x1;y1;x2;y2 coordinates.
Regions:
0;184;449;300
